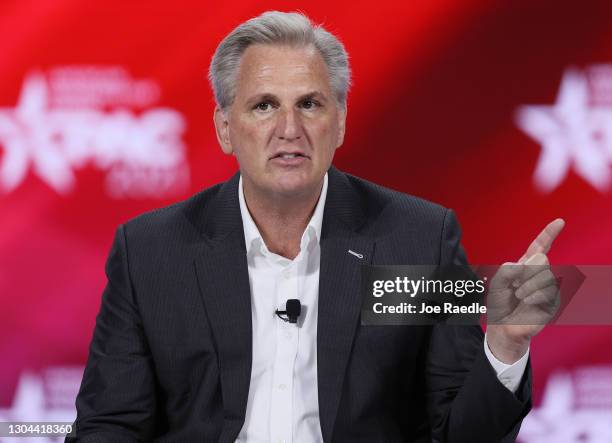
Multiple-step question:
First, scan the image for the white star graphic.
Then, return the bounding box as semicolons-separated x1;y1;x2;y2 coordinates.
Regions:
516;68;611;192
0;68;189;197
0;72;77;194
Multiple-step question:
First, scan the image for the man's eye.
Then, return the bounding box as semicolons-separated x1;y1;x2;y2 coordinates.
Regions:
255;102;272;111
301;100;318;110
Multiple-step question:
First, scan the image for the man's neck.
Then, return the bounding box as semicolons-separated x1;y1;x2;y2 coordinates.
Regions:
242;179;323;260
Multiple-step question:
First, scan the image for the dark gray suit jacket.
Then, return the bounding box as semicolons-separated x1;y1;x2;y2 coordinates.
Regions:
69;166;531;442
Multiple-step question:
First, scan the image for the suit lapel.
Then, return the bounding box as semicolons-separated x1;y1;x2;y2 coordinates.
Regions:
192;173;253;440
317;167;375;442
189;168;375;442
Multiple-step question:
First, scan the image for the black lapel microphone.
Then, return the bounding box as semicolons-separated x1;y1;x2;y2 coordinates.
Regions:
275;299;302;324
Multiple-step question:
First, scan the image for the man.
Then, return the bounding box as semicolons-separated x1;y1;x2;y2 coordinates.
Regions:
69;11;564;442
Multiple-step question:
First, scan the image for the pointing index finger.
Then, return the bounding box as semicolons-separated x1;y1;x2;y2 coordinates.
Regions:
519;218;565;263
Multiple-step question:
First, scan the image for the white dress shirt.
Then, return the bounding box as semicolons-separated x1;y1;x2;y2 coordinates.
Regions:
236;174;327;443
236;173;528;443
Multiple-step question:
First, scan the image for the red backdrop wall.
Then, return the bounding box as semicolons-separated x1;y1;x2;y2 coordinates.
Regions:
1;1;610;440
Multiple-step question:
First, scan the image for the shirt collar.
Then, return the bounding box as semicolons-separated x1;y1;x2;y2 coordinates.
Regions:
238;173;328;256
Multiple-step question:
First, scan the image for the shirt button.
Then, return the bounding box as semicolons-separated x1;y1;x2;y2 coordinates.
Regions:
283;270;291;279
278;384;287;391
283;331;292;339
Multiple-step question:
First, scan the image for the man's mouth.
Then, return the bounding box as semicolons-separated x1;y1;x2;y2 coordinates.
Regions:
270;151;309;160
269;151;310;166
278;153;303;159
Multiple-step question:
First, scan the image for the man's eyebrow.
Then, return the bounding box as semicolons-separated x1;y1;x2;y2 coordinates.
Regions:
297;91;328;102
245;91;329;106
246;93;279;106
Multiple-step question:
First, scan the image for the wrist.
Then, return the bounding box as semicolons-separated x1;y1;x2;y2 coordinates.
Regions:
486;325;530;364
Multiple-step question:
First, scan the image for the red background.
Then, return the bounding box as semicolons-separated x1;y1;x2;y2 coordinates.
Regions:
1;0;611;435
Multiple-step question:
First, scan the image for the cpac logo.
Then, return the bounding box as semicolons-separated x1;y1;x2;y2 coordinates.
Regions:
516;66;612;193
518;366;612;443
0;67;189;198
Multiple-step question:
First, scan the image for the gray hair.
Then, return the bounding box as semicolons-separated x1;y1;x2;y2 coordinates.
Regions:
209;11;351;110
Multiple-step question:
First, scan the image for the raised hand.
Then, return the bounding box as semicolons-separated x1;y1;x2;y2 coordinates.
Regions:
486;219;565;363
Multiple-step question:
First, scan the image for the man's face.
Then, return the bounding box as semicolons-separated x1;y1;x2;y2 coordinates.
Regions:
214;43;346;199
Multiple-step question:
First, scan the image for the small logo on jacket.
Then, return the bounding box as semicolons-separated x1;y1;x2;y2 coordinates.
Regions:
348;249;364;259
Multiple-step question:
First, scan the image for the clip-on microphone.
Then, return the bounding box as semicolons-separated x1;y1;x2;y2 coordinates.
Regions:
275;299;302;324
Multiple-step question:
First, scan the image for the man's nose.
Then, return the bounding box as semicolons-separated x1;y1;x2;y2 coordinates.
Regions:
275;108;302;141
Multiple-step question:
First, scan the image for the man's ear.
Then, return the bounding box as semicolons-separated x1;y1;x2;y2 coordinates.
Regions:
336;106;347;148
213;106;233;155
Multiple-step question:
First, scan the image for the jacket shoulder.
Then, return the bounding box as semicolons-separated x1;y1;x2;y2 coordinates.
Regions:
341;172;450;229
121;181;224;243
339;171;462;265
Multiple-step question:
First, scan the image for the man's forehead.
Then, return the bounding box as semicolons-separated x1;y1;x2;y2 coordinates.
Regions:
254;63;312;79
238;44;328;82
242;43;318;61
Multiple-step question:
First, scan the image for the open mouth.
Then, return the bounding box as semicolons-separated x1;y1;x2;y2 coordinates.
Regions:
275;153;305;159
270;151;309;160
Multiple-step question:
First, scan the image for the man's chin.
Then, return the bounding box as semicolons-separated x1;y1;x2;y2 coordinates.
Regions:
267;175;322;199
272;182;315;198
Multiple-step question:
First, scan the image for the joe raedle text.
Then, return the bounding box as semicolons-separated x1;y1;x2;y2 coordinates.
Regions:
372;301;486;315
360;267;489;325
